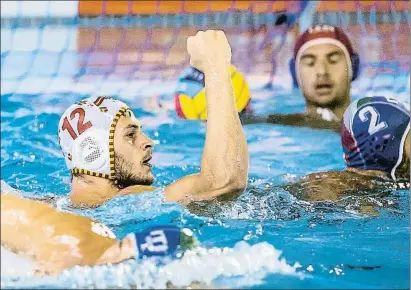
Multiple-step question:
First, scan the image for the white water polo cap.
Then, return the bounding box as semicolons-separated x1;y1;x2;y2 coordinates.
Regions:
58;96;134;179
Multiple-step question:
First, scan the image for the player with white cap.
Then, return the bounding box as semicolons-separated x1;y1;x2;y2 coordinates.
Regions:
1;30;249;275
56;30;248;208
243;24;361;130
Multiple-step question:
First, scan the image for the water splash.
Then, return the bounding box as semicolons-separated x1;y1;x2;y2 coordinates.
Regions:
1;246;36;282
1;241;302;289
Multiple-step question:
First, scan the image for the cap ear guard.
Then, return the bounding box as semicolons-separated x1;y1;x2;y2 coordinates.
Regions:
71;128;109;175
58;96;130;180
289;58;298;88
350;52;361;82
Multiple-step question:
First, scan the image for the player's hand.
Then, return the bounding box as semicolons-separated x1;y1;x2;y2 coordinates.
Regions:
187;30;231;73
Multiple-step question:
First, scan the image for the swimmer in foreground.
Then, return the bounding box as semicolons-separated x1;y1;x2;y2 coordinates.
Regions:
1;30;248;275
1;194;196;276
282;96;410;201
242;25;361;131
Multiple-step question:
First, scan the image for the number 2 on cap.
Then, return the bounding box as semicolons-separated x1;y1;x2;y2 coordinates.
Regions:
358;106;387;135
62;108;92;140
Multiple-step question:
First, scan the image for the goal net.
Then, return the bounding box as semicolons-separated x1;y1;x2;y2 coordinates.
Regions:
1;1;409;100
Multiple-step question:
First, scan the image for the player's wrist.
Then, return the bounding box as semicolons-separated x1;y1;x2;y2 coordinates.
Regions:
202;61;231;76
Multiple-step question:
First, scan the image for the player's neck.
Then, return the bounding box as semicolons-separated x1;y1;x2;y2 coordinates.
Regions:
332;97;350;120
306;95;350;120
70;176;120;208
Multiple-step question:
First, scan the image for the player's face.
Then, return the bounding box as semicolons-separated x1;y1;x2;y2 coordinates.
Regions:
113;113;155;187
298;43;350;107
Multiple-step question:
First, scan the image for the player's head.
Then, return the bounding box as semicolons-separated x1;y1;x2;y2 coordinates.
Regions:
290;25;360;108
58;96;155;188
341;96;410;181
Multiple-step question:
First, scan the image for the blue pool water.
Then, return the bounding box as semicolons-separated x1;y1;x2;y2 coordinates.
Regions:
1;18;410;289
1;81;410;288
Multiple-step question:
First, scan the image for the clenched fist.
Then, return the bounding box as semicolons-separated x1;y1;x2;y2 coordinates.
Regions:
187;30;232;73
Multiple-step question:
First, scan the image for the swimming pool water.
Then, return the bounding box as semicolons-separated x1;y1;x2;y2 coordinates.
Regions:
1;81;410;289
1;21;410;289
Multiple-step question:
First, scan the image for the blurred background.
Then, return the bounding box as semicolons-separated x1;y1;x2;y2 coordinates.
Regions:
1;0;410;101
1;2;410;289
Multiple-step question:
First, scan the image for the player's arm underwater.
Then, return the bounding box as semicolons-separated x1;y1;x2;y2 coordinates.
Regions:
165;30;248;204
280;170;396;201
240;111;341;132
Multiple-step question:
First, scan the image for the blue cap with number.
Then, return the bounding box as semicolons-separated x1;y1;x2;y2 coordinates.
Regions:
129;225;196;259
341;96;410;180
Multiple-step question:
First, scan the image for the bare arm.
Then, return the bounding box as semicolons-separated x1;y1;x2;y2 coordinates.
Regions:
241;112;341;132
280;170;397;201
165;30;249;204
1;194;135;275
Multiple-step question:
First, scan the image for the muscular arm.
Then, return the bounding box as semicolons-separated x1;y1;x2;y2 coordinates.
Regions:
280;170;394;201
241;112;341;132
1;194;135;275
165;31;248;204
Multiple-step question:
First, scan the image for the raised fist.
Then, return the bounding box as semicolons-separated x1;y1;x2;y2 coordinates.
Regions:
187;30;232;73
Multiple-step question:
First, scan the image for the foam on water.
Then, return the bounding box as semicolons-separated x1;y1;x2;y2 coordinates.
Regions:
1;246;36;281
1;180;303;288
1;179;23;196
1;241;302;289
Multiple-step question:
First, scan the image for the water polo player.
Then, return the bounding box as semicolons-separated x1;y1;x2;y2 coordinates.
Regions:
283;96;410;201
56;30;248;208
1;29;248;275
243;24;361;131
